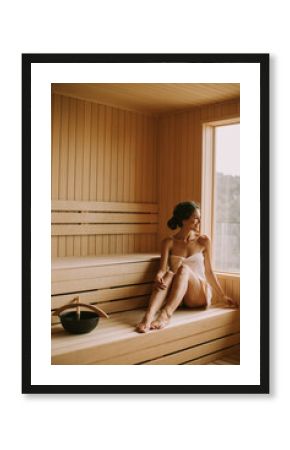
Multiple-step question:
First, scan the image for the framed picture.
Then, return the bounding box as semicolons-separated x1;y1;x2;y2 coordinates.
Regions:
22;53;269;394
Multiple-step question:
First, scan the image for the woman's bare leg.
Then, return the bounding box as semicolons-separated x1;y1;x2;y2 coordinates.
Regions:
135;271;175;333
151;265;190;329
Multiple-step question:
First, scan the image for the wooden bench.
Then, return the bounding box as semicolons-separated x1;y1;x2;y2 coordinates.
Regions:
52;306;240;365
51;200;240;365
51;253;240;365
51;253;160;326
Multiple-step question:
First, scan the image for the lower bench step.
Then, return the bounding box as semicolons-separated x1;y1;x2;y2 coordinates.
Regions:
187;346;240;365
51;306;240;365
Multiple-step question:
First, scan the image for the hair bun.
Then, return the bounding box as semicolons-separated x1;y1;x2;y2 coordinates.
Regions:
167;216;178;230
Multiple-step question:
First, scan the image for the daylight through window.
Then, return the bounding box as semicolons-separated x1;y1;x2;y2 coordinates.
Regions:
213;123;240;273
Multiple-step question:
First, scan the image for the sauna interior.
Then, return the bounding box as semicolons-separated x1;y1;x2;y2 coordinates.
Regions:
51;83;240;365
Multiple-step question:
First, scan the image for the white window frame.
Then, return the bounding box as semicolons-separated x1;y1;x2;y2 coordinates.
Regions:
201;117;240;275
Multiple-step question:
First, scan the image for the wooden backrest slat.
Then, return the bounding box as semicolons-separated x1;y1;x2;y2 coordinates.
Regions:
51;201;159;238
52;212;158;224
52;271;157;295
52;200;158;213
52;223;158;236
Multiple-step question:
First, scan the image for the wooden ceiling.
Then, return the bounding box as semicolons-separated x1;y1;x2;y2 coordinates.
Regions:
52;83;240;114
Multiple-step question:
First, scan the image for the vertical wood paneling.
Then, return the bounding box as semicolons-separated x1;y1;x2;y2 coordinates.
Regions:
89;103;97;201
51;94;61;199
233;276;240;305
67;98;76;256
123;112;130;202
104;105;112;202
111;107;118;201
187;110;194;200
151;116;157;203
117;110;125;202
96;104;104;201
130;114;136;203
52;94;158;257
211;275;240;306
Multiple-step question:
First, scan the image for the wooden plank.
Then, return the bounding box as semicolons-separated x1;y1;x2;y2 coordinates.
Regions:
195;109;202;201
53;253;159;270
225;277;234;300
52;212;158;224
142;115;148;202
117;110;125;201
96;295;149;314
111;108;118;200
51;283;153;309
52;295;151;325
51;94;61;200
82;97;90;252
215;272;240;280
52;200;158;213
92;322;240;365
74;99;84;200
224;353;240;363
74;100;84;256
136;114;142;202
52;309;239;351
52;311;239;351
59;95;69;200
104;105;112;201
123;111;130;202
214;357;239;365
67;97;76;201
52;270;157;295
130;114;137;202
52;223;158;236
51;237;58;258
185;344;240;365
96;104;103;200
233;276;240;305
145;116;151;202
142;333;240;365
179;113;186;200
152;117;158;203
83;101;91;201
66;90;75;254
89;103;98;201
58;237;66;257
52;260;159;282
51;308;239;364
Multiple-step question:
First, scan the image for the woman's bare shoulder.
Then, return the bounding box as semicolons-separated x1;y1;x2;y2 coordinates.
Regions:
197;234;211;250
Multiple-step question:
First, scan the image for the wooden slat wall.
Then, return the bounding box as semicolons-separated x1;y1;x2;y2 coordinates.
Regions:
52;94;158;256
157;99;240;245
52;94;239;300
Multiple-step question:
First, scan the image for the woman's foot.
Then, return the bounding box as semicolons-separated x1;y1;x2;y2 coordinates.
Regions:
135;316;153;333
150;308;172;330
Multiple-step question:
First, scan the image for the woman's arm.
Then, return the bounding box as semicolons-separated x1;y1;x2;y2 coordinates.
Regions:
200;235;238;307
153;238;172;290
158;237;171;274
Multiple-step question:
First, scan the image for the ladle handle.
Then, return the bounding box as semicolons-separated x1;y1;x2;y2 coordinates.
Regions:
52;302;109;319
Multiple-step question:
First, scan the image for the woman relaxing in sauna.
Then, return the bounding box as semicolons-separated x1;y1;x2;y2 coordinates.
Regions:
135;201;239;333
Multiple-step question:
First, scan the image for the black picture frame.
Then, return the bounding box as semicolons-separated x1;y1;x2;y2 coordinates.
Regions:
22;53;269;394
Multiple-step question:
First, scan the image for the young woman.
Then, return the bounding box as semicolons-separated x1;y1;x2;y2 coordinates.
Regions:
135;201;238;333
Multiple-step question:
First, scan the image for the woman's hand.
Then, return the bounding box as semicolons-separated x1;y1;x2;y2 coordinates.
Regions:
217;294;239;308
153;270;168;291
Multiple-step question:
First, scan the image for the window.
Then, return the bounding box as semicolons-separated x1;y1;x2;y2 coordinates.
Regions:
201;119;240;274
